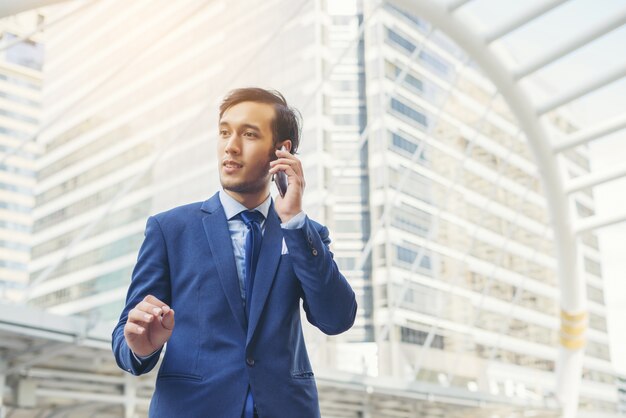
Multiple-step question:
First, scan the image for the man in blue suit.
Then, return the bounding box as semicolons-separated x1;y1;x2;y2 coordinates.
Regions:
112;87;357;418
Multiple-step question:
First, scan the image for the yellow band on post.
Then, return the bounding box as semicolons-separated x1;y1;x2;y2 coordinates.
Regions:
560;310;587;322
561;323;586;337
559;309;587;350
559;335;586;350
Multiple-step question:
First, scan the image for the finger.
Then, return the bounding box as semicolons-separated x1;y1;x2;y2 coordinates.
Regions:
270;157;296;166
269;164;297;175
124;321;145;336
135;301;163;316
161;309;175;330
275;148;294;157
270;158;303;175
128;308;155;325
144;295;169;309
269;165;300;183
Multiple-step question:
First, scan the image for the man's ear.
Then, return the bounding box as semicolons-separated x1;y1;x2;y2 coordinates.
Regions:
278;140;292;153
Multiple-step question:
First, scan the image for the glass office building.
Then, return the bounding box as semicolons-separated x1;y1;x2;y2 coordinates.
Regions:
28;0;618;415
358;2;616;415
0;13;42;302
29;0;321;321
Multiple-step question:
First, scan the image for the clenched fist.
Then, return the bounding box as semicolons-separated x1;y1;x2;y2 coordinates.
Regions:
123;295;175;357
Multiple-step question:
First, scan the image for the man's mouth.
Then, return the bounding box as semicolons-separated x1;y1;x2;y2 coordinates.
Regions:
223;160;243;173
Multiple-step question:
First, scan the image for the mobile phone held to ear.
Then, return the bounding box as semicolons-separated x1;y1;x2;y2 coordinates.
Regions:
274;146;288;198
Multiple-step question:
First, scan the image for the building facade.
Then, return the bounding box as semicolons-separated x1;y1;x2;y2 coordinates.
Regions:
0;13;42;302
359;1;617;415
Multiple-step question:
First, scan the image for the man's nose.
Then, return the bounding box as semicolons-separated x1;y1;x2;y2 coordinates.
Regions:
224;135;241;154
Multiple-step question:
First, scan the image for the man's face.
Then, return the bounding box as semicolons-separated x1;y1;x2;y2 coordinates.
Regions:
217;101;276;195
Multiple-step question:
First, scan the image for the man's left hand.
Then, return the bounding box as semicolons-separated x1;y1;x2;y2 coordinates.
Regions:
270;148;305;222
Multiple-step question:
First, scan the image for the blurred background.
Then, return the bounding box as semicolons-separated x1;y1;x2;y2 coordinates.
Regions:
0;0;625;417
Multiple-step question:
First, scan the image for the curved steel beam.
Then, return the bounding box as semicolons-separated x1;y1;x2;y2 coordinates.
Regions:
387;1;585;417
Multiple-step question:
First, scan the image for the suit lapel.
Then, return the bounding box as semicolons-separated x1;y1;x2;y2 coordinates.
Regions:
246;204;282;345
201;193;247;332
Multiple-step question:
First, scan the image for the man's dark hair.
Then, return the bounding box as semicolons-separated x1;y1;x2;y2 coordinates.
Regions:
219;87;301;154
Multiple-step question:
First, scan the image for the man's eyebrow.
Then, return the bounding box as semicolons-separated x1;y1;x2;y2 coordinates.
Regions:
241;123;261;132
218;122;261;132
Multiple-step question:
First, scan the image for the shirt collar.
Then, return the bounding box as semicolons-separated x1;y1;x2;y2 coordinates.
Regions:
219;189;271;221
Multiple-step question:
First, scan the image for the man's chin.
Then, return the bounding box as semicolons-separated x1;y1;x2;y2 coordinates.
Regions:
221;180;261;194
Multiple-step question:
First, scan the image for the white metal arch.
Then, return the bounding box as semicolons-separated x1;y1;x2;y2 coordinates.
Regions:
387;1;625;417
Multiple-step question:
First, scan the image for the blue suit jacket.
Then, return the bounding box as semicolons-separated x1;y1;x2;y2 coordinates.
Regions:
112;192;357;418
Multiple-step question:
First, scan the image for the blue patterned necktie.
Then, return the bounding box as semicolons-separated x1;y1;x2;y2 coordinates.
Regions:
239;210;264;418
239;210;264;320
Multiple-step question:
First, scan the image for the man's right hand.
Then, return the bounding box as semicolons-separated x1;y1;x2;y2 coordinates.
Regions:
123;295;175;357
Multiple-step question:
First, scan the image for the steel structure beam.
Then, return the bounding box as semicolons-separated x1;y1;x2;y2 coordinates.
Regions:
565;164;626;194
386;1;587;417
447;0;473;13
537;60;626;115
552;112;626;153
485;0;570;44
575;212;626;235
514;6;626;79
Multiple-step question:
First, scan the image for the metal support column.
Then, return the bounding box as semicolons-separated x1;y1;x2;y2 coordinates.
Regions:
124;373;137;418
0;360;6;418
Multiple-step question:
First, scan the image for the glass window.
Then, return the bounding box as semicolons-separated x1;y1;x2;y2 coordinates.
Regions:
390;97;428;127
400;326;444;348
419;49;450;76
385;28;450;77
31;233;144;283
0;220;30;233
333;113;360;126
0;240;29;251
394;66;423;92
389;131;428;162
391;203;431;237
386;28;416;54
0;91;40;107
385;4;429;31
394;243;432;273
0;259;27;270
0;126;31;141
0;143;36;159
584;257;602;277
0;163;35;178
388;166;431;203
3;33;45;71
0;73;40;90
0;181;33;194
0;107;38;124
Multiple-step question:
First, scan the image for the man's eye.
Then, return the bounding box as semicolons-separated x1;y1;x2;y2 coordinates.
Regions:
219;130;229;136
244;131;258;137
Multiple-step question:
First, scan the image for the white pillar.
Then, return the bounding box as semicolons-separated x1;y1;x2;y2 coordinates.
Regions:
0;360;6;418
124;374;137;418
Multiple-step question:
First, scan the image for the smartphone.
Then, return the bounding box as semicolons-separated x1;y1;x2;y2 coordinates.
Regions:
274;146;288;198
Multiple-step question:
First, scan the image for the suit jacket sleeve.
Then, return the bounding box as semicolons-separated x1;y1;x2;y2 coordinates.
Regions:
111;215;171;375
282;216;357;335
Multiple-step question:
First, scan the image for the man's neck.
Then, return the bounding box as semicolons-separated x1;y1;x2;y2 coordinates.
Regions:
223;188;270;210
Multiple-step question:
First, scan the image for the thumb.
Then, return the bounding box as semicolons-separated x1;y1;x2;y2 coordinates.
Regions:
161;309;175;330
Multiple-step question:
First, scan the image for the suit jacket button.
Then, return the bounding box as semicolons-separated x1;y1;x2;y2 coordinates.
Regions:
246;357;255;366
312;248;318;256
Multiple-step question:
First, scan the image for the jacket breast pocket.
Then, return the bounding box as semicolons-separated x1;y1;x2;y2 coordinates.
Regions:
158;372;203;382
291;370;315;379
